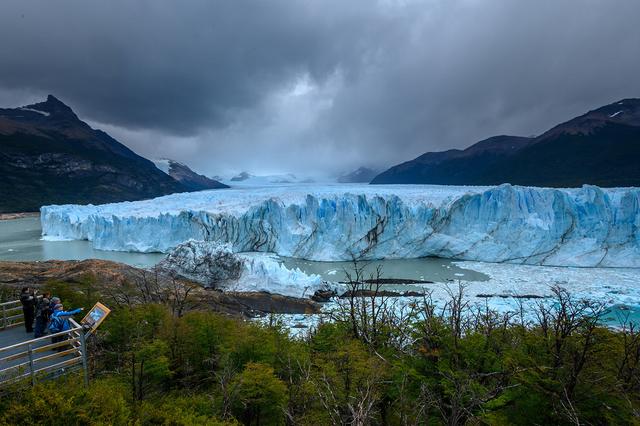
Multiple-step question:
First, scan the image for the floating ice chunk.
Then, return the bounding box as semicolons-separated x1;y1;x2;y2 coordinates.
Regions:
40;235;75;242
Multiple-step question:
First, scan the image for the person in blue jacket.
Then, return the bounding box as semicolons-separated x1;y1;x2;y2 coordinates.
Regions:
49;304;84;349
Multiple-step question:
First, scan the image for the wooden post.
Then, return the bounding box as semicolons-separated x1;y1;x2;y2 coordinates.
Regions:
28;343;35;386
79;330;89;387
2;304;6;329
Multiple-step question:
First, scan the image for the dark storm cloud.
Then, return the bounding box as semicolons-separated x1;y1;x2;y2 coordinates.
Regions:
0;0;386;134
1;0;639;176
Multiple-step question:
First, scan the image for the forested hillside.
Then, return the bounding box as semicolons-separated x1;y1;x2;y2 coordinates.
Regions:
1;276;638;425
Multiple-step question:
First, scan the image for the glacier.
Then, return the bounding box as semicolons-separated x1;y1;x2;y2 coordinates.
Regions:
40;183;640;267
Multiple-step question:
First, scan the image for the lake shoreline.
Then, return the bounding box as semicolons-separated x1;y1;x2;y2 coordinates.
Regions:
0;212;39;221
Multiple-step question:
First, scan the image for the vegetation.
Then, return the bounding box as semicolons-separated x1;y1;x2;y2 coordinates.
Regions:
1;272;639;425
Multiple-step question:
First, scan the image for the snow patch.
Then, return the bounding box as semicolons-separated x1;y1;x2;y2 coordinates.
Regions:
609;110;623;118
20;107;50;117
152;159;171;175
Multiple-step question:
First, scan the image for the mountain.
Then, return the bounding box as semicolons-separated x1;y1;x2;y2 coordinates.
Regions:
372;99;640;187
337;167;379;183
230;171;253;182
153;159;228;191
1;95;192;213
371;135;533;185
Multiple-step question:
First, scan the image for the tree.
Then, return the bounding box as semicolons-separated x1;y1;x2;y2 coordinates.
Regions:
233;363;288;425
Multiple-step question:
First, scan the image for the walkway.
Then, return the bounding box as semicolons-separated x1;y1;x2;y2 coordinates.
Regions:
0;300;87;387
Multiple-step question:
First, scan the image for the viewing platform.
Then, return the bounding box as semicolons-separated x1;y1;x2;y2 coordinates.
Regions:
0;300;88;388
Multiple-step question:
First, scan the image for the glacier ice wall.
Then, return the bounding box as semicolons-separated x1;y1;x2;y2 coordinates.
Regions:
40;184;640;267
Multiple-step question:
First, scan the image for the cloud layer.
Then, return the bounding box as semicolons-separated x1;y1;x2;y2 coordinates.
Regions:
1;0;639;177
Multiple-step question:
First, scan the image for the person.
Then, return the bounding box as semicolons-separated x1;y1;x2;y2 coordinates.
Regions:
19;287;36;333
50;296;61;313
49;304;84;349
33;291;51;338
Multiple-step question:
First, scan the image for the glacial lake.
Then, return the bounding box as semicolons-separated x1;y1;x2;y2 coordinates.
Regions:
0;217;164;267
279;256;489;284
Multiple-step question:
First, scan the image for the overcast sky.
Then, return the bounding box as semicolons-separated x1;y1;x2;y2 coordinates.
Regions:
1;0;639;178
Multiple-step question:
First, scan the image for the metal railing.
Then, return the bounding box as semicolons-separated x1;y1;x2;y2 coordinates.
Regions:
1;300;24;330
0;312;88;387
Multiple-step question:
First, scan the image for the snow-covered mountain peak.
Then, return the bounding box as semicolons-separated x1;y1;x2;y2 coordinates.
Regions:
21;95;79;121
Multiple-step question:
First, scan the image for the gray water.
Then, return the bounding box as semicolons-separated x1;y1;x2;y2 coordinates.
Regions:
0;217;164;268
279;256;489;285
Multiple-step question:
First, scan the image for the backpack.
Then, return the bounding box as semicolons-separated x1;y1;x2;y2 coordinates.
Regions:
48;315;64;333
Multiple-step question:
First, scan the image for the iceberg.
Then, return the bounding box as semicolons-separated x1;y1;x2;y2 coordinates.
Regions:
40;183;640;267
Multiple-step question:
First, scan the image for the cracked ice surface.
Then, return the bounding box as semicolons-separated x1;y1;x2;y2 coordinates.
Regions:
40;183;640;267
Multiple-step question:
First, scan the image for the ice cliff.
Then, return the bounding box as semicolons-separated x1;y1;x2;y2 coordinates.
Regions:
40;184;640;267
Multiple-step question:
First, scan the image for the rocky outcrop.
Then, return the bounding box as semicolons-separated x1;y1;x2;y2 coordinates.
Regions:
157;241;243;288
0;259;142;287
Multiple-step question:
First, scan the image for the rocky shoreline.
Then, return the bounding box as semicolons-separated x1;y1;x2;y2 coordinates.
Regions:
0;212;39;221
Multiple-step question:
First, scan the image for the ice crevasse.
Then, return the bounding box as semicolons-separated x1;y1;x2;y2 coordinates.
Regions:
40;183;640;267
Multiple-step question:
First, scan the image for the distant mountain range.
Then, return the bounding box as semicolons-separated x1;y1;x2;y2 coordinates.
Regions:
226;172;315;185
153;159;228;191
372;99;640;187
0;95;226;213
337;167;379;183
